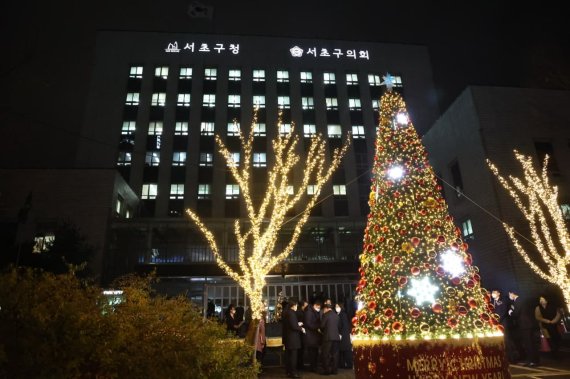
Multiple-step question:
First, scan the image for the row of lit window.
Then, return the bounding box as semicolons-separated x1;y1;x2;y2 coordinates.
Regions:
130;66;402;87
140;183;347;200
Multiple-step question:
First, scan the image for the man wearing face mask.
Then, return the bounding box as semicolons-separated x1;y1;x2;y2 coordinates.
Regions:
303;301;322;373
492;290;514;362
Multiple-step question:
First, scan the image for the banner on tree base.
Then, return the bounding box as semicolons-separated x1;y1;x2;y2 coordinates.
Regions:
353;336;510;379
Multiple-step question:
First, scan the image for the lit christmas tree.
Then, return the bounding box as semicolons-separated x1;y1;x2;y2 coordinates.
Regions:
352;78;510;378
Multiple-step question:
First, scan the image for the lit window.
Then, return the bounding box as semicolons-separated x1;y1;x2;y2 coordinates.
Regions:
145;151;160;166
323;72;336;84
392;75;403;87
117;152;132;166
326;98;338;110
346;73;358;85
349;98;362;111
286;186;294;195
226;184;240;199
125;209;131;218
122;121;136;135
33;234;55;253
228;152;240;167
199;152;213;167
172;152;186;166
253;95;266;108
368;74;381;86
304;124;316;138
227;122;240;136
151;93;166;106
179;67;192;79
254;123;266;137
228;94;241;108
372;100;380;110
300;71;313;83
155;66;169;79
200;122;214;136
175;122;188;136
198;184;211;199
462;219;474;240
129;66;143;79
177;93;191;107
277;96;290;109
561;204;570;220
203;94;216;108
307;185;317;195
333;185;347;196
148;121;163;135
170;184;185;199
301;97;314;110
229;69;241;81
327;125;342;138
279;123;291;136
253;152;267;167
116;197;123;214
125;93;139;105
352;125;365;138
204;68;217;80
142;184;158;200
253;69;265;82
277;70;289;83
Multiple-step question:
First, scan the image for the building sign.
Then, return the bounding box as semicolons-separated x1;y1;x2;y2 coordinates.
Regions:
290;46;369;60
165;41;240;55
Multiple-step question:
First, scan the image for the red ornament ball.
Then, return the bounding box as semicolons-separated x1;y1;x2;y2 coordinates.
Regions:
398;276;408;286
375;254;384;263
374;276;383;285
411;266;420;276
352;316;358;326
392;256;401;264
468;299;478;309
447;318;458;328
410;308;421;318
384;308;394;318
457;306;468;316
432;303;443;313
392;321;403;332
436;266;445;276
368;301;377;310
390;269;397;276
359;313;367;323
437;235;446;243
452;277;461;286
411;237;421;247
373;318;382;329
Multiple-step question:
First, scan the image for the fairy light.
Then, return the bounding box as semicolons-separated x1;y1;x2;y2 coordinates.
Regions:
186;112;349;320
488;151;570;310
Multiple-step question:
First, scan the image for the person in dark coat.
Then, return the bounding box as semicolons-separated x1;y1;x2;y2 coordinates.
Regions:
296;300;309;371
535;295;562;358
509;290;540;367
225;304;243;336
320;303;341;375
303;301;322;372
492;289;515;361
335;302;353;369
283;301;305;378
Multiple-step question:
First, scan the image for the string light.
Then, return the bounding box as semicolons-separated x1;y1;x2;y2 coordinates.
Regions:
186;112;350;320
488;151;570;310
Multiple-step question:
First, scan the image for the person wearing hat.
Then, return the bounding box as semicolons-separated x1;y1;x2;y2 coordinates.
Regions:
320;303;341;375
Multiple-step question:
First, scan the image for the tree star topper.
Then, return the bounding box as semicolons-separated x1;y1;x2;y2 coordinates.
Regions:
381;73;395;90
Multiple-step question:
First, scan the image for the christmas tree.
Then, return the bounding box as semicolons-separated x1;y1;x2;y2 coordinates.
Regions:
352;79;510;378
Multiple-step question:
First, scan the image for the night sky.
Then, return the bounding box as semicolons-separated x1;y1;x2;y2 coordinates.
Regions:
1;1;568;167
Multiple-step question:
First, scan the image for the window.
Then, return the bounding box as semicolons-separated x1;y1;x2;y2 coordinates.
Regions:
172;152;186;166
228;94;241;108
348;98;362;110
226;184;240;199
146;121;162;135
253;152;267;167
450;160;464;196
203;94;216;108
141;184;158;200
151;93;166;106
561;204;570;220
253;95;266;108
346;73;358;85
122;121;136;135
228;152;240;167
145;151;160;166
170;184;185;199
175;122;188;136
326;98;338;110
300;71;313;83
279;123;291;136
33;234;55;253
229;69;241;81
352;125;365;138
179;67;192;79
392;75;403;87
204;68;217;80
129;66;143;78
372;100;380;110
333;185;347;196
307;185;317;195
125;93;139;105
200;122;214;136
277;70;289;83
286;186;294;195
301;97;314;110
117;152;132;166
327;125;342;138
304;124;316;138
368;74;381;86
253;69;265;82
323;72;336;84
177;93;191;107
116;196;123;214
254;123;266;137
198;184;211;199
199;152;213;167
155;66;169;79
462;219;474;240
277;96;290;109
227;122;240;136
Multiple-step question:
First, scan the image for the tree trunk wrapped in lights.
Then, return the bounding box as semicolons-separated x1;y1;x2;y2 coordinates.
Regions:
352;86;510;378
186;115;349;322
488;152;570;310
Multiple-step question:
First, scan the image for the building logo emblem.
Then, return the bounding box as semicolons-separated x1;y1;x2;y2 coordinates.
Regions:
165;42;180;53
290;46;303;57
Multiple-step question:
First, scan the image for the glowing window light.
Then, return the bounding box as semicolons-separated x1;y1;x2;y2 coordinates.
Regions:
387;165;405;180
407;277;438;305
441;249;465;277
